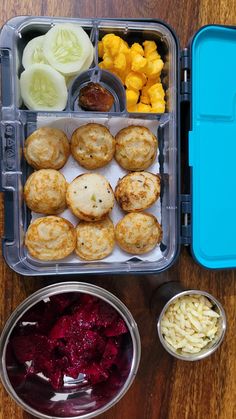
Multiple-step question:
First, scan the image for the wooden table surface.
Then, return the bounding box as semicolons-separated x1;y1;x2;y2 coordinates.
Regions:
0;1;236;418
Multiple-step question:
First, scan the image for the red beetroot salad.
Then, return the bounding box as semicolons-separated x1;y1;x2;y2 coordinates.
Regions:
10;293;129;390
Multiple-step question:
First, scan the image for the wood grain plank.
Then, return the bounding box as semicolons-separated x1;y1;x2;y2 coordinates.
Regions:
0;1;236;419
199;0;236;26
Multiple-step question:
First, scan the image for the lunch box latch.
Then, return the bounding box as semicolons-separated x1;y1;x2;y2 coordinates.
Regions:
0;122;18;188
0;121;19;242
180;194;191;245
180;48;190;102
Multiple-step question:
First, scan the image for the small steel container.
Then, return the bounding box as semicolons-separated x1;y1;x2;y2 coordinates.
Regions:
156;284;226;361
0;282;141;419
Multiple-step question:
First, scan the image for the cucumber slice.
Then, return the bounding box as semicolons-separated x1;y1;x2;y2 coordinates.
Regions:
66;44;94;87
43;24;92;76
82;42;94;70
20;63;68;110
22;35;48;68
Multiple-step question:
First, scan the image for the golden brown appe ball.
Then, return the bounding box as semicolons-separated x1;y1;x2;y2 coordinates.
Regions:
115;212;162;254
24;127;70;170
115;171;160;212
24;169;67;215
71;123;115;170
75;217;115;260
66;173;114;221
25;216;76;260
115;125;158;171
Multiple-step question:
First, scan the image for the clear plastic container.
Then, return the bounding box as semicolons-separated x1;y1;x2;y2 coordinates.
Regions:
0;16;180;275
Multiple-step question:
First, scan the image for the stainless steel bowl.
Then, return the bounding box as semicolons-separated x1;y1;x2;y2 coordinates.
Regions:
0;282;141;418
157;289;226;361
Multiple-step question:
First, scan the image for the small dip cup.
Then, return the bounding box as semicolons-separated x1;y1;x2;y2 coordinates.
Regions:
156;284;226;361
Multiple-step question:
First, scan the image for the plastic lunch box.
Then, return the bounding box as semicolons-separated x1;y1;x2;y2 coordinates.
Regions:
0;16;235;276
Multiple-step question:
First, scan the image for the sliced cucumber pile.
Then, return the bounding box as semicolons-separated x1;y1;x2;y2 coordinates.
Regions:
20;23;94;110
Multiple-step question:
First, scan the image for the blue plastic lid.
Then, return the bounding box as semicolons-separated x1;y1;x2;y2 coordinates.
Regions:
189;25;236;269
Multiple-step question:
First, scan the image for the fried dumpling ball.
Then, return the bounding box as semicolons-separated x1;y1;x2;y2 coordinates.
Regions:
115;212;162;254
71;123;115;169
115;125;158;171
75;217;115;260
24;127;70;170
24;169;67;214
115;171;160;212
25;216;76;260
66;173;114;221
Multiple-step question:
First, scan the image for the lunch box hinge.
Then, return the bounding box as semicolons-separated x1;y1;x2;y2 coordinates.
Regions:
180;48;190;102
180;193;191;245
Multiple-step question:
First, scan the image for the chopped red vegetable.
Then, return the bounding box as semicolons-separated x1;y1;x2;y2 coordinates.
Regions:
11;293;128;390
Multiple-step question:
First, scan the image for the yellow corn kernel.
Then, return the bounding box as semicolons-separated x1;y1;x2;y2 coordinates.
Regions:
151;102;166;113
148;83;165;102
147;74;161;84
102;54;114;69
98;41;104;58
141;84;149;95
145;59;164;77
114;53;127;72
147;50;161;61
143;40;157;56
119;40;130;55
126;89;139;106
130;51;140;66
138;79;162;104
136;102;152;112
122;39;129;48
131;43;144;56
102;34;115;52
111;38;122;57
125;71;147;91
111;69;126;84
150;95;165;105
142;79;162;95
145;76;161;87
140;96;150;105
131;53;147;72
118;72;127;84
149;84;165;97
140;88;150;105
130;50;139;59
102;34;121;57
124;61;132;76
127;104;138;112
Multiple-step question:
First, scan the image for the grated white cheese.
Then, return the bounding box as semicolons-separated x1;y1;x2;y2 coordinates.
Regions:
160;294;220;354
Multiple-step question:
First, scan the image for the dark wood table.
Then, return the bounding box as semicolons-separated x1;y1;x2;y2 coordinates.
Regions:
0;1;236;418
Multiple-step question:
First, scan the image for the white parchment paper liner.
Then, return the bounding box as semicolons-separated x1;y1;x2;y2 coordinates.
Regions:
33;115;162;263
